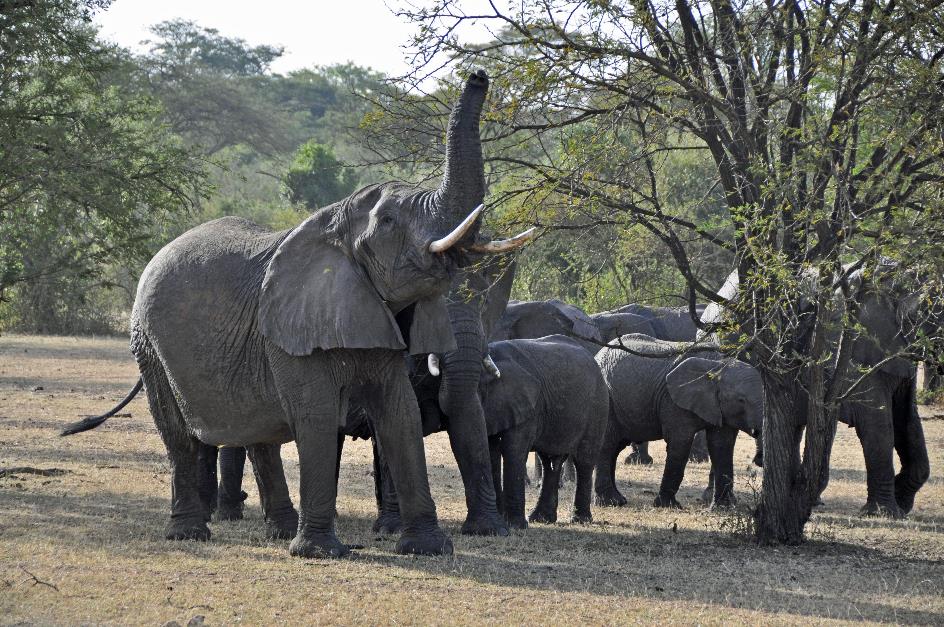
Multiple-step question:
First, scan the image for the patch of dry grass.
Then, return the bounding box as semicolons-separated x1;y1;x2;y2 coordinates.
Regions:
1;334;942;625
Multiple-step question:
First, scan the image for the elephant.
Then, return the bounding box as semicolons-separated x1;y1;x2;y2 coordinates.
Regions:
701;267;934;517
593;334;764;510
596;304;710;466
197;445;249;521
61;70;533;557
478;335;609;529
490;299;603;345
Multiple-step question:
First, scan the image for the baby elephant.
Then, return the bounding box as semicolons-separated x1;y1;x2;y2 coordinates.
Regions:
594;334;763;509
482;335;609;528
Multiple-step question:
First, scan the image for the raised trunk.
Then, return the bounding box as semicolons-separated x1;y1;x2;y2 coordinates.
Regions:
434;70;488;241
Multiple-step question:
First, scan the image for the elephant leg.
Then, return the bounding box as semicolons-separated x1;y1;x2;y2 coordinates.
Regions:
291;419;351;558
137;348;210;541
624;441;653;465
855;408;903;518
372;365;452;555
246;443;298;540
705;427;737;509
532;452;543;482
529;453;564;524
217;446;248;521
439;338;508;537
892;380;930;515
689;430;710;463
371;442;402;535
654;435;694;509
594;422;628;507
499;433;529;529
196;443;219;521
571;458;594;524
489;436;504;517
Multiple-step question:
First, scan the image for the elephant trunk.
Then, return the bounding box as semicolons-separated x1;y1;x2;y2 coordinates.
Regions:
434;70;488;244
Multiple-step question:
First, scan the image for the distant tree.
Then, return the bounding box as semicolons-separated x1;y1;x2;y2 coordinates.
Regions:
283;141;359;210
139;19;294;156
0;0;207;310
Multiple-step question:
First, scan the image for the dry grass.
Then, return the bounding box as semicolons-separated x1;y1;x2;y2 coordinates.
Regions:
1;334;942;625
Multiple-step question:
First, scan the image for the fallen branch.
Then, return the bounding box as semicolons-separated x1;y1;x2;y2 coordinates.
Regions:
20;567;59;592
0;467;69;478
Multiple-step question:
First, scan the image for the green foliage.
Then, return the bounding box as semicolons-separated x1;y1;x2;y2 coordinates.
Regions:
0;1;208;320
283;141;359;210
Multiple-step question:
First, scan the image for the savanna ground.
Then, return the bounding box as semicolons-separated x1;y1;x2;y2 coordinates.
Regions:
1;335;942;625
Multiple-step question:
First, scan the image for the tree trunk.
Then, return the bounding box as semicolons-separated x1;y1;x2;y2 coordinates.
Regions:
754;376;805;544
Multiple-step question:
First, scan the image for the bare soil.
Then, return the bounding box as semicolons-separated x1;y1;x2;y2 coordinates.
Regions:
1;334;942;625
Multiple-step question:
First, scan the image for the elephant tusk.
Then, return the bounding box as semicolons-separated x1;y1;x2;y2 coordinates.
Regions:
466;227;537;253
429;205;483;253
483;355;501;378
427;353;441;377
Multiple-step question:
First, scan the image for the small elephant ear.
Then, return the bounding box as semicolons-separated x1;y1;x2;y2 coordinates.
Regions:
666;357;723;426
406;296;458;355
258;213;405;356
549;299;602;343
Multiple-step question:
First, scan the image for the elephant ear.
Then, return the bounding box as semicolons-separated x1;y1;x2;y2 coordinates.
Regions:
549;299;602;343
258;214;405;356
666;357;723;426
405;296;457;355
483;351;540;435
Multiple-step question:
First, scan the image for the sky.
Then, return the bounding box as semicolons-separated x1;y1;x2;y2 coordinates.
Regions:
93;0;424;77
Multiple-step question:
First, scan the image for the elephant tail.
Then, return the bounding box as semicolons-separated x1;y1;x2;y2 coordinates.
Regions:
60;379;144;436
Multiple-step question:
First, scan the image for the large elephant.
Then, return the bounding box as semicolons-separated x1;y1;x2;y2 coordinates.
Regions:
62;71;529;557
593;334;764;509
702;268;934;517
480;335;609;529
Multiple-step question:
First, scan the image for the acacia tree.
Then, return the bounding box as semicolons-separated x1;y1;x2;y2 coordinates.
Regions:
388;0;944;543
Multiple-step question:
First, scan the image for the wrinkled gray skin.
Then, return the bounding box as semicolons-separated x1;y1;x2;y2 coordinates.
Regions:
593;334;764;509
703;269;932;517
480;335;609;529
607;305;710;466
124;71;496;559
491;299;605;346
366;258;518;536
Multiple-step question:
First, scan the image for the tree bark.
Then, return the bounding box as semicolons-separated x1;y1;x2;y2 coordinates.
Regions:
755;376;804;545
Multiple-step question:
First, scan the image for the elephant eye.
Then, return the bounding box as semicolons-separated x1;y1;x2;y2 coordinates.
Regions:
379;214;395;227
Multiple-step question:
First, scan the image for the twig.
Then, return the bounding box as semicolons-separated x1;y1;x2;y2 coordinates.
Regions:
20;567;59;592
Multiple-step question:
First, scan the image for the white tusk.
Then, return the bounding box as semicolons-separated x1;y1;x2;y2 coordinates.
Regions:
427;353;441;377
483;355;501;378
429;204;483;253
466;227;537;253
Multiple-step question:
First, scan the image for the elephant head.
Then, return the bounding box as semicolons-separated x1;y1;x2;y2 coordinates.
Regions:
666;356;764;438
258;70;534;358
491;299;602;344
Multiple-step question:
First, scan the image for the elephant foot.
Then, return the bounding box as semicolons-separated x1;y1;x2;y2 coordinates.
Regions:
289;531;351;558
165;518;211;541
504;515;528;530
372;511;403;535
460;513;509;537
653;494;683;509
894;476;917;515
699;486;713;504
709;498;736;511
623;451;653;466
265;509;299;540
594;487;627;507
395;528;453;556
570;510;592;525
527;508;557;525
859;500;905;519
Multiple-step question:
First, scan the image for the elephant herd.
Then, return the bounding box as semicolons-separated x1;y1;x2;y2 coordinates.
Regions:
61;70;934;559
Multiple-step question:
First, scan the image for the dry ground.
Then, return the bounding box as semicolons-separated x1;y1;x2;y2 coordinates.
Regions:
1;334;942;625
